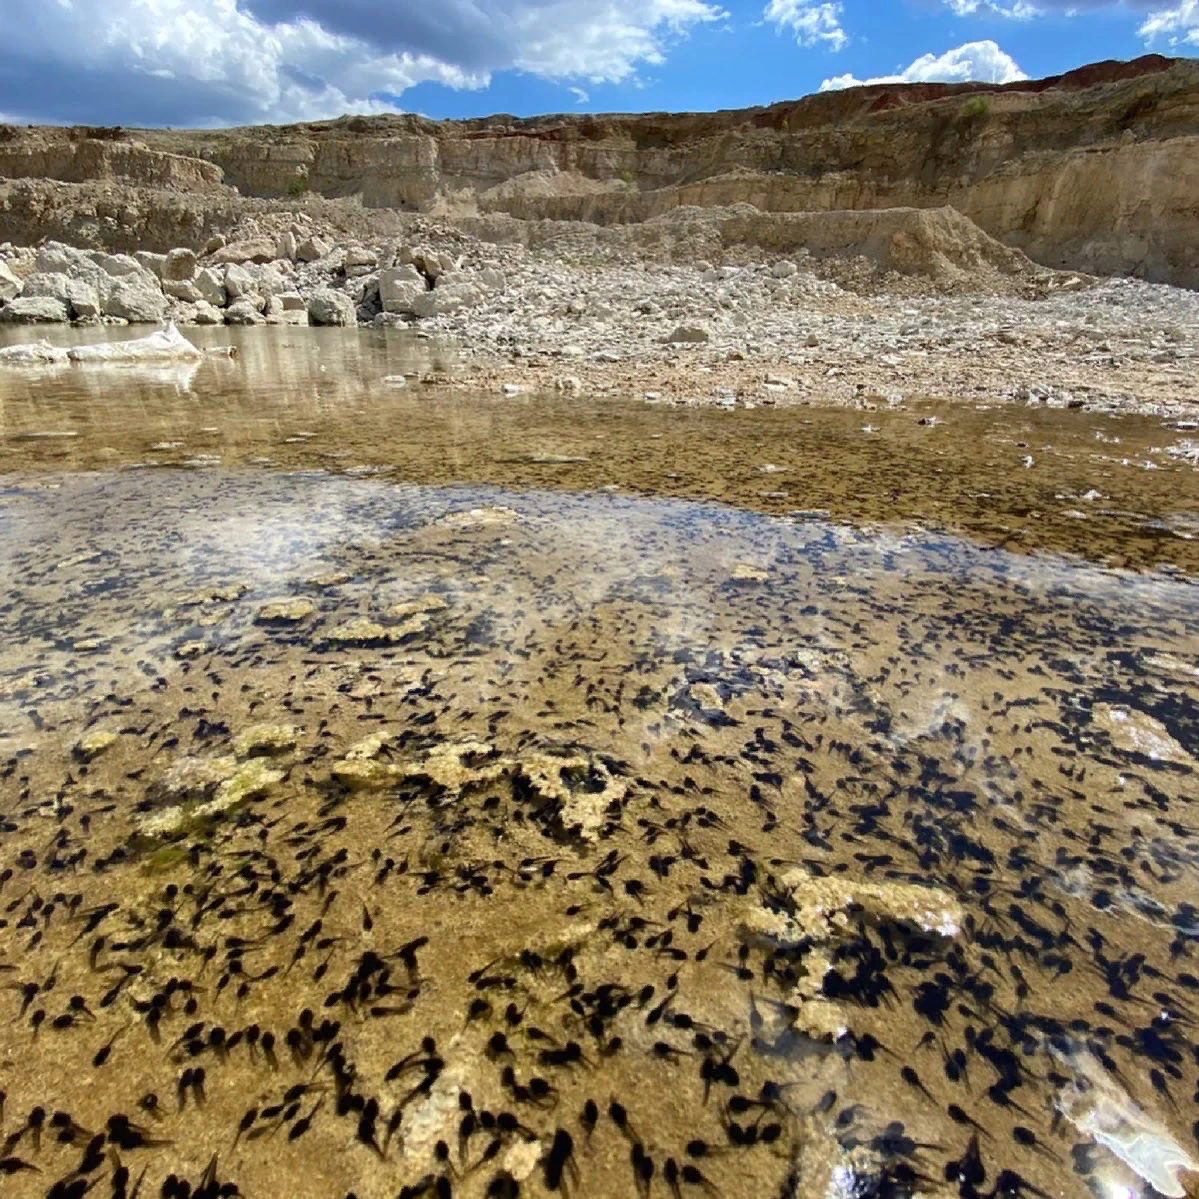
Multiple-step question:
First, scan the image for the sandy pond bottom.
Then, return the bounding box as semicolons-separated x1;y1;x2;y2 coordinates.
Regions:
1;329;1199;1199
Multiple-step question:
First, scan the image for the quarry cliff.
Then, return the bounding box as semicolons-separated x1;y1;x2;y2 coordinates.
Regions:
1;54;1196;288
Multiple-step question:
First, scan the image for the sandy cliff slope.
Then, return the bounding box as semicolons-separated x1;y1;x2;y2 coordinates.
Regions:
0;54;1196;287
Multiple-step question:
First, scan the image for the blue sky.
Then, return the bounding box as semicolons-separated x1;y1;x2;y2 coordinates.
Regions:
0;0;1193;128
401;1;1152;119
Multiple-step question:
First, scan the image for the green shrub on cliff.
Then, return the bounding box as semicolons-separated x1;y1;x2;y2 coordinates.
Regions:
961;95;991;121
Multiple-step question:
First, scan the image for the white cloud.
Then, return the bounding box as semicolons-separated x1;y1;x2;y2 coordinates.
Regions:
820;40;1028;91
763;0;848;50
569;86;591;103
940;0;1038;16
940;0;1199;38
1139;1;1199;44
0;0;725;126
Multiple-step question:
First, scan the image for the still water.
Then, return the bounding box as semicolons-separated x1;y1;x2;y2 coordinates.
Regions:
0;326;1198;1199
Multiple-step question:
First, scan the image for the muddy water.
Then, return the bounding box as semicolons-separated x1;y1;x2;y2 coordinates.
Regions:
1;328;1198;1199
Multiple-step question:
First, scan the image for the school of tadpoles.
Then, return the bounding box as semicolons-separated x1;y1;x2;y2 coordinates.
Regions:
1;470;1198;1199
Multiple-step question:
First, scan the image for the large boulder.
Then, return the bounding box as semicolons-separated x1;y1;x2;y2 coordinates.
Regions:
92;252;145;279
21;272;73;301
307;288;357;327
276;232;297;261
224;299;266;326
0;260;21;302
212;238;275;266
344;245;377;268
65;278;101;319
223;264;255;301
194;267;227;308
409;279;483;319
296;235;330;263
248;263;287;297
164;279;204;303
134;251;168;279
190;302;224;326
163;248;198;282
0;296;69;323
36;242;85;275
104;276;167;322
21;272;100;320
380;265;425;314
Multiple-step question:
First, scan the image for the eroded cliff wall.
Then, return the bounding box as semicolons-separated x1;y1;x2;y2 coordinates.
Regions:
1;54;1196;286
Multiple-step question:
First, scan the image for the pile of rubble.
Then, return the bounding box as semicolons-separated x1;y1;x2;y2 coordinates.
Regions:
0;227;507;329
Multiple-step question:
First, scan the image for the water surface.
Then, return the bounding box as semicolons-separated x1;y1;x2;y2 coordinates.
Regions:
0;329;1198;1199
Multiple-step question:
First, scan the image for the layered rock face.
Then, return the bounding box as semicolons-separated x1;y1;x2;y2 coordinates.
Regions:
0;54;1196;286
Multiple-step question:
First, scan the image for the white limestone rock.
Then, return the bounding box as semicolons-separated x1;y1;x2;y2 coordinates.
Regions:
0;260;20;302
295;235;330;263
223;264;255;301
104;276;167;323
0;295;70;323
163;279;204;303
211;238;275;265
380;266;426;314
134;251;168;278
409;281;481;319
224;298;266;325
307;288;357;327
194;267;227;308
163;248;198;282
190;302;225;326
92;252;145;278
344;244;377;267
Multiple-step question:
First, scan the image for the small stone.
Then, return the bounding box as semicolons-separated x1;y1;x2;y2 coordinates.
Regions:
731;563;769;582
665;325;710;344
75;729;118;760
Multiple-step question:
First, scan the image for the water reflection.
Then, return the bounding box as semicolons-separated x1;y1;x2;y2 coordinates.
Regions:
1;328;1198;574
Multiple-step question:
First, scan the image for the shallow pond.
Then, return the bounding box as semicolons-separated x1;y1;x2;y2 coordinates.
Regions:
1;327;1198;1199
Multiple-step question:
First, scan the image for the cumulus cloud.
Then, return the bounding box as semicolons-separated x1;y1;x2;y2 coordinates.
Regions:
819;40;1028;91
763;0;848;50
940;0;1038;16
0;0;724;127
1138;0;1199;44
940;0;1199;41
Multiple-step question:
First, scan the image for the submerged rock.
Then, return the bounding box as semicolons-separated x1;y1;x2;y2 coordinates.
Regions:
74;729;118;761
233;723;299;759
256;598;316;623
